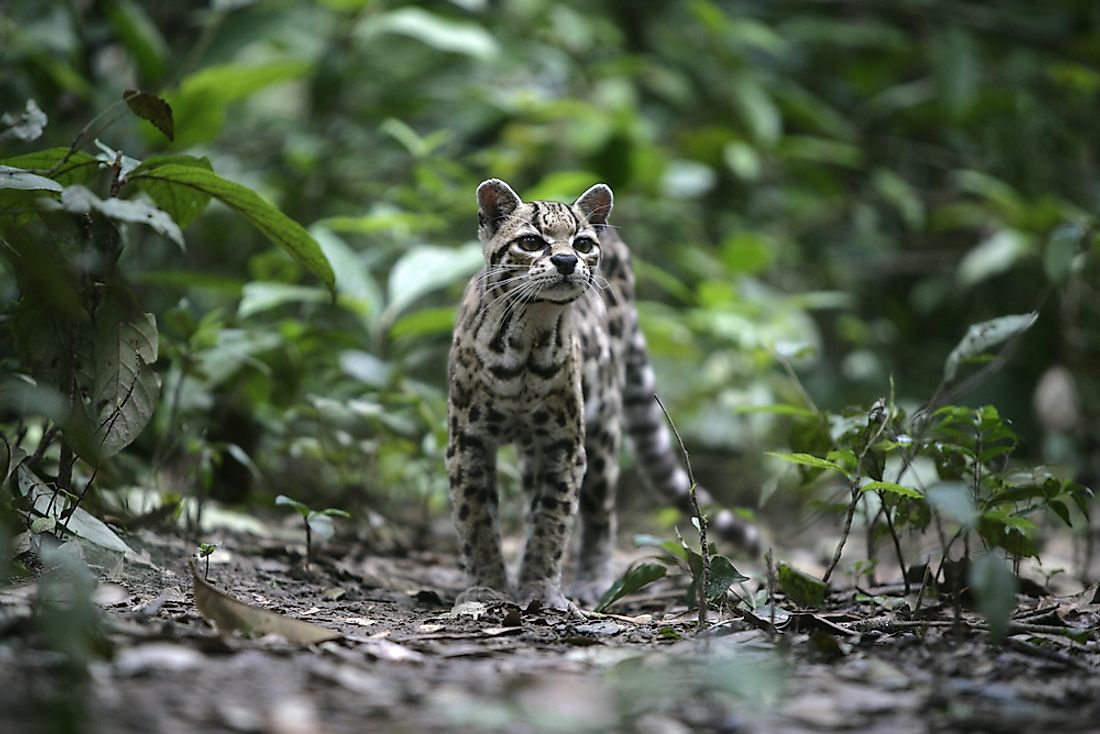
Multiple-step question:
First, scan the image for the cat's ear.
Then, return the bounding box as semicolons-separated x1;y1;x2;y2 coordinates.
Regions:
477;179;522;233
573;183;613;226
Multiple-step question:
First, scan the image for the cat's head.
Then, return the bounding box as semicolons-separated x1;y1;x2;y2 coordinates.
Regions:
475;179;613;305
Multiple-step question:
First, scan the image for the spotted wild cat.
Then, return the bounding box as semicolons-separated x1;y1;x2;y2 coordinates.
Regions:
446;179;759;610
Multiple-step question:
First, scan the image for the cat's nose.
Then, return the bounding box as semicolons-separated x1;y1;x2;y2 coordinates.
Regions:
550;253;577;275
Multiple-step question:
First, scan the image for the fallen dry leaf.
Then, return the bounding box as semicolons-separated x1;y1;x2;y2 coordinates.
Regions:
191;562;341;645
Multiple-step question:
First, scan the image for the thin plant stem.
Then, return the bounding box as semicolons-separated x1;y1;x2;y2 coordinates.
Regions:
653;394;709;634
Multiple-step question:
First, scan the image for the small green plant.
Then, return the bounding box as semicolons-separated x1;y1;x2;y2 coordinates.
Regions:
196;542;217;581
764;312;1093;638
275;495;350;565
597;398;750;624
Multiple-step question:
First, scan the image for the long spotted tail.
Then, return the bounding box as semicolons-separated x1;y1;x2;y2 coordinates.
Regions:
622;319;762;554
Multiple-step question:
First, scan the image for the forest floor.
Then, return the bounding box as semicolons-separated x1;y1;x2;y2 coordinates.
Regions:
2;511;1100;734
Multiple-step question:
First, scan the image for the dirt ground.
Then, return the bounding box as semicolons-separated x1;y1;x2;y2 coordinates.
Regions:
2;513;1100;734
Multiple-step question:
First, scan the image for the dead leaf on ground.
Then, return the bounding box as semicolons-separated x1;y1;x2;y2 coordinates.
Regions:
191;562;341;645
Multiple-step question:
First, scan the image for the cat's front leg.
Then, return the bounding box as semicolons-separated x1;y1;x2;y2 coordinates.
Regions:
446;416;509;603
516;432;585;611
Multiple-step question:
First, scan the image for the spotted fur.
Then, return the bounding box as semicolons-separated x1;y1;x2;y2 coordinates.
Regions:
447;179;758;609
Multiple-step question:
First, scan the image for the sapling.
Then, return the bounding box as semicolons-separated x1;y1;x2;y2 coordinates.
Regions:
196;542;216;580
275;495;350;565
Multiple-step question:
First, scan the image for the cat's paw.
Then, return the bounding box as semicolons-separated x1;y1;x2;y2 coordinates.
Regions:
517;580;582;616
455;585;511;607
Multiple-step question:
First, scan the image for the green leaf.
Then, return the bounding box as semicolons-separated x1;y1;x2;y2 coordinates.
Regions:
957;230;1033;288
969;552;1016;643
238;282;330;319
389;307;456;339
766;451;848;476
0;149;100;185
594;561;668;613
90;285;160;460
943;312;1039;382
129;165;334;292
275;494;310;518
130;155;213;228
686;553;751;605
777;562;826;608
319;508;351;518
123;89;173;141
862;480;922;499
0;165;62;193
362;8;499;60
384;244;481;324
167;60;313;147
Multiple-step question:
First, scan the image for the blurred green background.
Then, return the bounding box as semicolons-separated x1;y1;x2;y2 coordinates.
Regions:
1;0;1097;541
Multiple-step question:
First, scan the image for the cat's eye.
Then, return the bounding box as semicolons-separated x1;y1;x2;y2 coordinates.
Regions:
516;235;546;252
573;237;597;254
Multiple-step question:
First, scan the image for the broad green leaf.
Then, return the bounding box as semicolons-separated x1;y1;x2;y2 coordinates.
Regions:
686;553;751;606
957;230;1033;288
123;89;173;141
0;99;47;142
766;451;847;476
389;307;456;339
90;285;160;460
862;480;922;499
311;226;383;322
130;155;213;228
969;552;1016;643
526;170;604;202
340;351;393;388
362;8;499;59
0;165;62;193
0;148;100;185
167;60;313;147
594;561;668;612
384;244;481;324
238;282;329;319
777;562;826;608
129;165;334;292
943;312;1039;382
